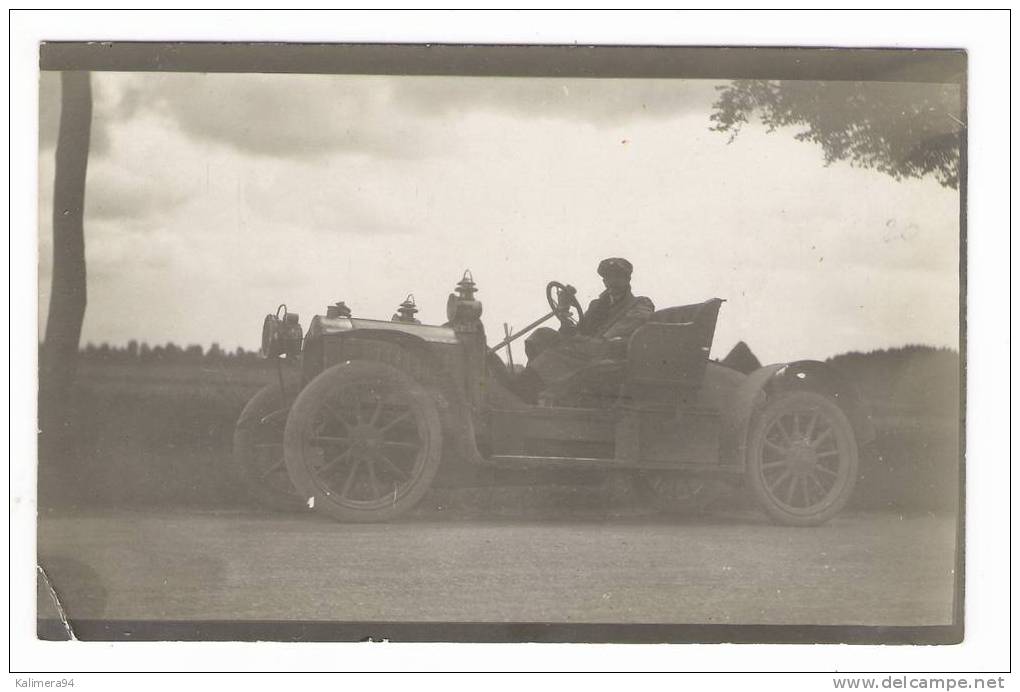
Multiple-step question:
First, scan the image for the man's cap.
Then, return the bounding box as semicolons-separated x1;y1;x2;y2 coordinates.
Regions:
597;257;633;278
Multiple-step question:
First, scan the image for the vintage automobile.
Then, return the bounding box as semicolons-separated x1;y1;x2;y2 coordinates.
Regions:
233;271;874;526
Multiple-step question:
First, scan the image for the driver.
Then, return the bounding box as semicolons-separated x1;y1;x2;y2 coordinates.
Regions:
516;257;655;403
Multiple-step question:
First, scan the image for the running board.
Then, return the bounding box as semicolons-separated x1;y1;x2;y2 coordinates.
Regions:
487;454;742;474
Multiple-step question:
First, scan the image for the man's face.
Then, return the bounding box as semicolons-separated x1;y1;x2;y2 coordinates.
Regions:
602;272;630;298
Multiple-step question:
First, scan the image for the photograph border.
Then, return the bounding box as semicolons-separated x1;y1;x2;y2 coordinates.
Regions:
33;39;967;647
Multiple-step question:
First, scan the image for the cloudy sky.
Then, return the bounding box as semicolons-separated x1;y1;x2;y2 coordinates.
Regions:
38;72;960;363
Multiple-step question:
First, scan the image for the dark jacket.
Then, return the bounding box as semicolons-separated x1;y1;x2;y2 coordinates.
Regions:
576;289;656;341
525;289;655;395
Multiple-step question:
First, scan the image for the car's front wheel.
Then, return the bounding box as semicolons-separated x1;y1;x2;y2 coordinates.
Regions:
283;360;443;522
745;390;858;526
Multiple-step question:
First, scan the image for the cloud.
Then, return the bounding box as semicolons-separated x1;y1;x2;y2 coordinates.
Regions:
45;77;254;230
85;159;192;222
76;74;722;164
61;103;208;227
239;161;416;236
390;76;722;124
84;220;178;280
109;73;436;161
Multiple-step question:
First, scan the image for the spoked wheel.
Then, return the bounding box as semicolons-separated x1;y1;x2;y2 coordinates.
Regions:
232;381;305;512
746;390;859;526
635;473;728;515
283;360;442;523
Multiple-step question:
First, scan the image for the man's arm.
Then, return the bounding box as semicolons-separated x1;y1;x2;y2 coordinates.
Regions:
562;296;655;360
601;296;655;340
572;296;606;336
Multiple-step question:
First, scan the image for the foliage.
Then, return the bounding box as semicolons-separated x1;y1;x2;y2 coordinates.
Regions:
826;344;960;416
48;341;263;364
710;80;963;188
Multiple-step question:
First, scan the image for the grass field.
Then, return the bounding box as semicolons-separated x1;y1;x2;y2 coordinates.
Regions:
38;348;961;515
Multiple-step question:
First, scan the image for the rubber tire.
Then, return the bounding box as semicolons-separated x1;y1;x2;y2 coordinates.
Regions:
232;381;305;512
745;390;859;526
284;360;443;523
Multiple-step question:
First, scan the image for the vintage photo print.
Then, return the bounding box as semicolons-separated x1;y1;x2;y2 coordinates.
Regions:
34;44;964;645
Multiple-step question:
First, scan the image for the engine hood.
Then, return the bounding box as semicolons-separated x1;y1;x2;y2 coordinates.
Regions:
305;315;460;345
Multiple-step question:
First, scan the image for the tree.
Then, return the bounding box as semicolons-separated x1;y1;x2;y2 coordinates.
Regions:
39;71;92;465
710;80;963;189
184;344;204;363
164;342;182;362
206;342;224;361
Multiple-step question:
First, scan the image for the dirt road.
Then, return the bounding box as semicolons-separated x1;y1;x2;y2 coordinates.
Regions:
36;507;957;630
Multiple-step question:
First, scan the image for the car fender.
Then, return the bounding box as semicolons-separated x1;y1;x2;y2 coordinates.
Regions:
719;360;876;468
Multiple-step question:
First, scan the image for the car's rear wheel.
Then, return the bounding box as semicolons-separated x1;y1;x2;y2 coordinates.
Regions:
232;381;305;512
284;360;442;522
746;390;858;526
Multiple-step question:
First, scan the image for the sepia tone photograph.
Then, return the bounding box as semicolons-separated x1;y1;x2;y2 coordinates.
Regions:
33;43;964;645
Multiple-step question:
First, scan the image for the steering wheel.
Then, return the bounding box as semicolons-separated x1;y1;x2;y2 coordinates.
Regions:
487;280;586;359
545;281;585;328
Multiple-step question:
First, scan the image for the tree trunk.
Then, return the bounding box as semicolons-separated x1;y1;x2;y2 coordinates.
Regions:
39;71;91;469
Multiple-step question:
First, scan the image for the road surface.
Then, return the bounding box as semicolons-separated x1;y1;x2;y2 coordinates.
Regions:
36;506;958;628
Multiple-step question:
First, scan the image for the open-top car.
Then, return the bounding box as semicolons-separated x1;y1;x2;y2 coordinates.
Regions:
233;270;874;526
